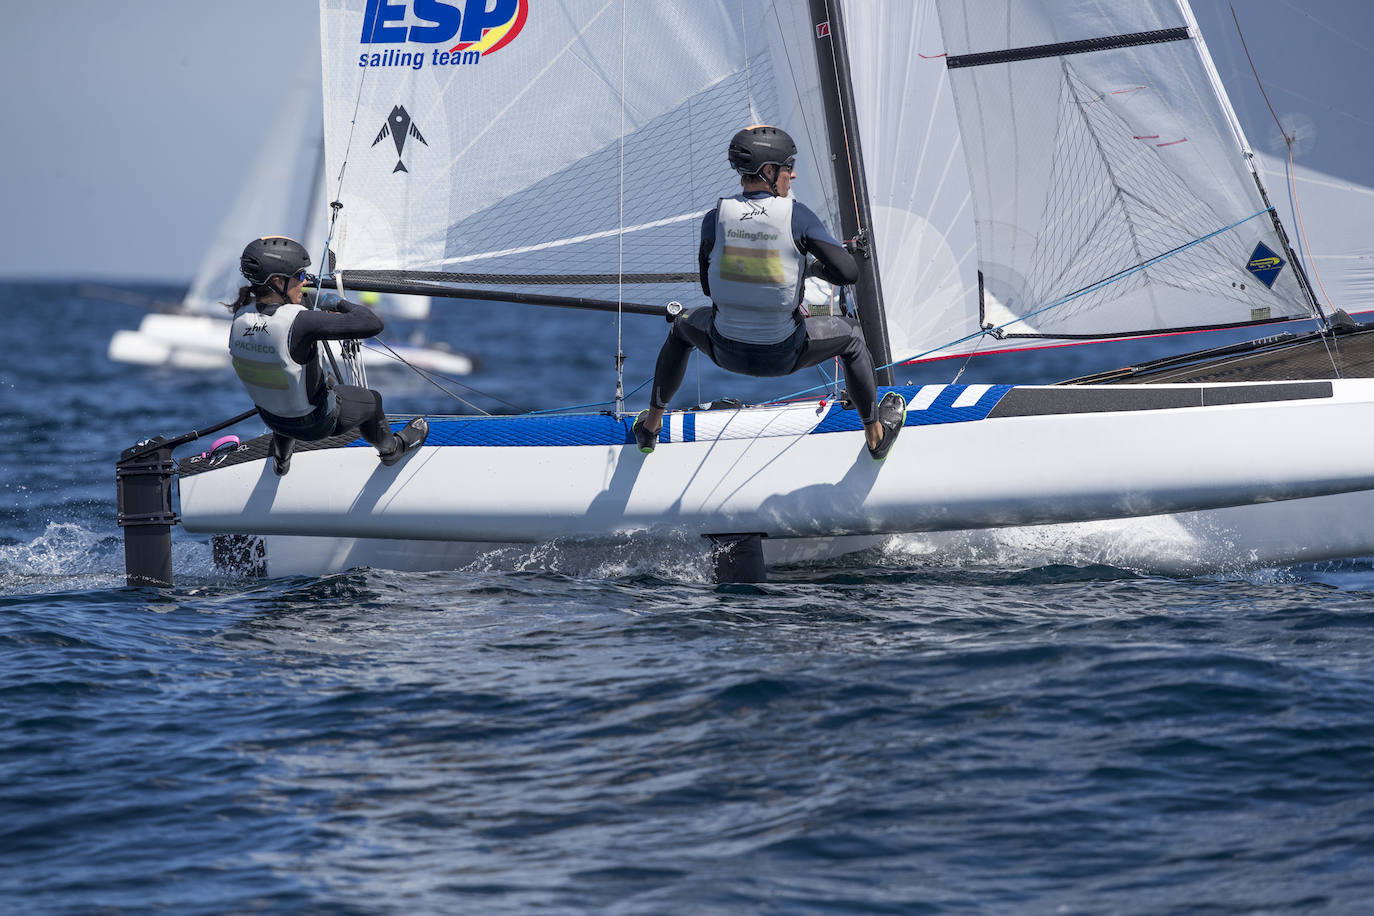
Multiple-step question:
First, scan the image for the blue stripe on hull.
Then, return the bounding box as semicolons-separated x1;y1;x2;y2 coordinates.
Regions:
361;384;1013;449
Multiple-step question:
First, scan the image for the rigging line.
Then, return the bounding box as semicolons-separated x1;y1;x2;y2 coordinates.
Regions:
1230;1;1338;371
614;0;627;415
821;0;862;231
739;0;753;118
1285;143;1343;375
1228;3;1288;146
762;207;1277;404
948;329;987;386
526;377;651;415
1286;143;1337;310
766;4;830;219
362;339;517;415
327;9;383;255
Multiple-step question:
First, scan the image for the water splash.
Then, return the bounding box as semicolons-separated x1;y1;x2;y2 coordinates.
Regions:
0;523;124;594
467;530;714;582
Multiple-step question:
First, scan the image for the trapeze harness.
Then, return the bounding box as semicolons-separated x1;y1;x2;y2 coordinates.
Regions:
706;194;807;345
229;302;336;434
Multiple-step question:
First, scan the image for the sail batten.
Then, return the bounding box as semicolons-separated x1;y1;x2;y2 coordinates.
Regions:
946;27;1191;69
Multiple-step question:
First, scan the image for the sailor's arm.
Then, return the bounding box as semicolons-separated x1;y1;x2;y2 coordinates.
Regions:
288;297;385;362
793;203;858;286
698;208;718;297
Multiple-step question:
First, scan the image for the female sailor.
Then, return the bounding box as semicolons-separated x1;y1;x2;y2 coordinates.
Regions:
226;236;427;475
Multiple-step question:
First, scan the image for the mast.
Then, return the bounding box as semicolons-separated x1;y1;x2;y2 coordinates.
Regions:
808;0;894;385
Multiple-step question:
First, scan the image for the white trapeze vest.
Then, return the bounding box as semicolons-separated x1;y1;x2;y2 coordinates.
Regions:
229;302;318;418
707;194;806;345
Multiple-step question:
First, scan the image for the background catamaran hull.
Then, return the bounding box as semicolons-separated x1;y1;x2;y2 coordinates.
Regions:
179;380;1374;573
110;310;475;376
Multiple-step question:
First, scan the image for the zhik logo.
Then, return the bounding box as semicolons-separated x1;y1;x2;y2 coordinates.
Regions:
738;200;768;221
373;106;428;173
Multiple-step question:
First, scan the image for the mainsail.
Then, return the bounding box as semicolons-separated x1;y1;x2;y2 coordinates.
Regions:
320;0;842;315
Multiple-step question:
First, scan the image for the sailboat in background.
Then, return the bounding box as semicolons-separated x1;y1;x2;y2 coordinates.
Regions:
106;48;474;378
119;0;1374;584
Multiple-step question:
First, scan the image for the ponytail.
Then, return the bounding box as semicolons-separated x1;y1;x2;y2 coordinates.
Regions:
223;283;275;313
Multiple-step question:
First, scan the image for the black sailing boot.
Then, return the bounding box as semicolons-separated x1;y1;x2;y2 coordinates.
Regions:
867;391;906;461
380;418;430;467
269;434;296;477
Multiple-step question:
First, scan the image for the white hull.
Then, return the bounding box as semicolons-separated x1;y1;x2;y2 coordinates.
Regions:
178;379;1374;575
109;311;473;376
247;486;1374;577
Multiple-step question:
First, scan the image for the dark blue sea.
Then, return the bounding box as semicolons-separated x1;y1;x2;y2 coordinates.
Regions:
4;281;1374;914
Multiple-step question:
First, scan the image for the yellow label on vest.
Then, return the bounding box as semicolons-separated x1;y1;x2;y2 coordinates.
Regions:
232;355;291;390
719;244;785;284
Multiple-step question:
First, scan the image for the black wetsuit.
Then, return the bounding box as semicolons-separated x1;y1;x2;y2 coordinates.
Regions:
246;297;397;452
649;192;879;422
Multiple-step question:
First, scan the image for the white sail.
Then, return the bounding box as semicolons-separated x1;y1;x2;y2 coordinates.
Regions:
841;0;979;366
1255;154;1374;318
319;0;840;308
920;0;1313;358
182;51;324;316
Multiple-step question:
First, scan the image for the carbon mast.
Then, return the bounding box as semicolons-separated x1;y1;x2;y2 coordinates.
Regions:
808;0;894;385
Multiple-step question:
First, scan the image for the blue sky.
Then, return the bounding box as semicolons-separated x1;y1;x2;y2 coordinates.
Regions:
1;0;1369;283
0;1;317;283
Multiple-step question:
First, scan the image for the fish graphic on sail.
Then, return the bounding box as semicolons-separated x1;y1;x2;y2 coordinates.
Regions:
372;105;427;173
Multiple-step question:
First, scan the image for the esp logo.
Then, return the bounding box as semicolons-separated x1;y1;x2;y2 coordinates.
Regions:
361;0;527;53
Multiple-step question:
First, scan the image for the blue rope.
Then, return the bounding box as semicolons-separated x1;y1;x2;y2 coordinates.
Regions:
764;207;1275;404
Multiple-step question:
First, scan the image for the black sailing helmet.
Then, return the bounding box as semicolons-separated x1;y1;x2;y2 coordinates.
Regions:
727;125;797;177
239;236;311;284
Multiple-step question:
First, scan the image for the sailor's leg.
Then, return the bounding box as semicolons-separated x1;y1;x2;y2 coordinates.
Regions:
791;316;878;422
647;307;715;424
332;384;398;454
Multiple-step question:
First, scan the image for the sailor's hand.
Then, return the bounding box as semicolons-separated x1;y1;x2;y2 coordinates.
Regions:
303;289;342;310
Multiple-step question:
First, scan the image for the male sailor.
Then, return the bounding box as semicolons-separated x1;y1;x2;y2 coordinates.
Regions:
633;125;905;459
226;236;428;476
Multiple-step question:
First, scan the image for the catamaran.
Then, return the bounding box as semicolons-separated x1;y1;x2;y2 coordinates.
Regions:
119;0;1374;584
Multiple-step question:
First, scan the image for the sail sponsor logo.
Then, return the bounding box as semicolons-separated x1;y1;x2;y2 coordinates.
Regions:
358;0;528;69
373;105;427;173
1245;242;1285;288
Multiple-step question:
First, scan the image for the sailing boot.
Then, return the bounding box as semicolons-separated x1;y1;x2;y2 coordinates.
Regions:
867;391;906;461
380;417;430;467
632;409;661;454
269;433;296;477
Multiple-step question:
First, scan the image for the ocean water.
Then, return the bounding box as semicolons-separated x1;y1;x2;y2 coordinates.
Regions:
4;282;1374;914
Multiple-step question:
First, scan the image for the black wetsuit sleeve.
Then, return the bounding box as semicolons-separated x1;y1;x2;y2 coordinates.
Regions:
698;208;717;298
793;202;859;286
288;299;384;364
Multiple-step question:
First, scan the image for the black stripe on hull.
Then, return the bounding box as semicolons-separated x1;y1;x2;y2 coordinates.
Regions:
988;381;1332;419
